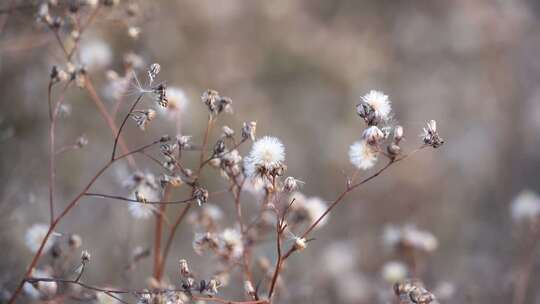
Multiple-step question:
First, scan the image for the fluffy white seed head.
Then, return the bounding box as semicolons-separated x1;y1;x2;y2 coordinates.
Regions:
383;224;438;253
80;38;112;70
25;223;53;253
362;126;385;145
348;140;378;170
158;86;189;120
244;136;285;178
511;190;540;223
23;268;57;299
321;241;358;277
290;192;329;228
221;227;244;259
381;261;408;283
361;90;392;121
128;184;160;219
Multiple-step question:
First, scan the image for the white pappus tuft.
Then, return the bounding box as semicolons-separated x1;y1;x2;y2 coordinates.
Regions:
25;223;54;253
361;90;392;122
348;140;378;170
158;86;189;120
511;190;540;223
244;136;285;178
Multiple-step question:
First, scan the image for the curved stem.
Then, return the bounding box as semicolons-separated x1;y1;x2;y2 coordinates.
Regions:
25;277;269;304
85;78;137;169
83;192;194;205
48;80;72;224
8;140;162;304
111;93;144;161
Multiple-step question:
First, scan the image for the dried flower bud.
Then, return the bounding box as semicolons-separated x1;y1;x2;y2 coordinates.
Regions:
283;177;302;192
213;139;226;156
179;259;191;277
202;278;221;295
421;120;444;148
81;250;91;263
209;158;221;168
183;168;193;177
194;187;209;206
357;90;392;125
170;176;183;187
201;89;221;114
50;16;63;30
148;63;160;83
294;237;307;251
50;66;68;83
135;191;147;203
152;84;168;108
160;143;177;156
163;159;175;172
394;279;436;304
74;68;86;88
362;126;385;145
160;134;171;142
177;135;191;148
242;121;256;141
128;26;141;39
394;125;404;143
76;135;88;148
130;109;156;131
218;96;233;114
244;280;255;297
387;143;401;158
222;125;235;138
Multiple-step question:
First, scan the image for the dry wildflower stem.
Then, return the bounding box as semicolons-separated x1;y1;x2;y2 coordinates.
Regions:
267;147;427;300
512;223;540;304
47;79;72;224
8;139;164;304
24;277;269;304
154;186;171;281
8;3;446;303
85;77;138;169
112;93;145;161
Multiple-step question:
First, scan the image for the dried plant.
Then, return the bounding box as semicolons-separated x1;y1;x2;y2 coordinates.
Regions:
0;2;457;304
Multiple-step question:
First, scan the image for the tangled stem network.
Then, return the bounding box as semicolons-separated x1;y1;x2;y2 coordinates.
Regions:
3;2;447;304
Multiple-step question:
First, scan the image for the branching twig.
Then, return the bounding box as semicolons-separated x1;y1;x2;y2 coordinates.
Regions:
111;93;145;161
8;139;164;304
25;277;269;304
83;192;195;205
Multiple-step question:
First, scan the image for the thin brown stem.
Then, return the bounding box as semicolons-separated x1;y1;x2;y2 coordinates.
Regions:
48;80;72;225
111;92;144;161
158;204;191;276
26;276;269;304
67;5;101;61
85;79;137;169
196;115;214;178
157;116;215;277
269;146;429;294
83;192;194;205
154;186;172;281
268;213;285;299
8;140;163;304
512;224;540;304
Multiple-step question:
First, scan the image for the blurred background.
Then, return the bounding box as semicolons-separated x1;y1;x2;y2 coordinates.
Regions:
1;0;540;303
